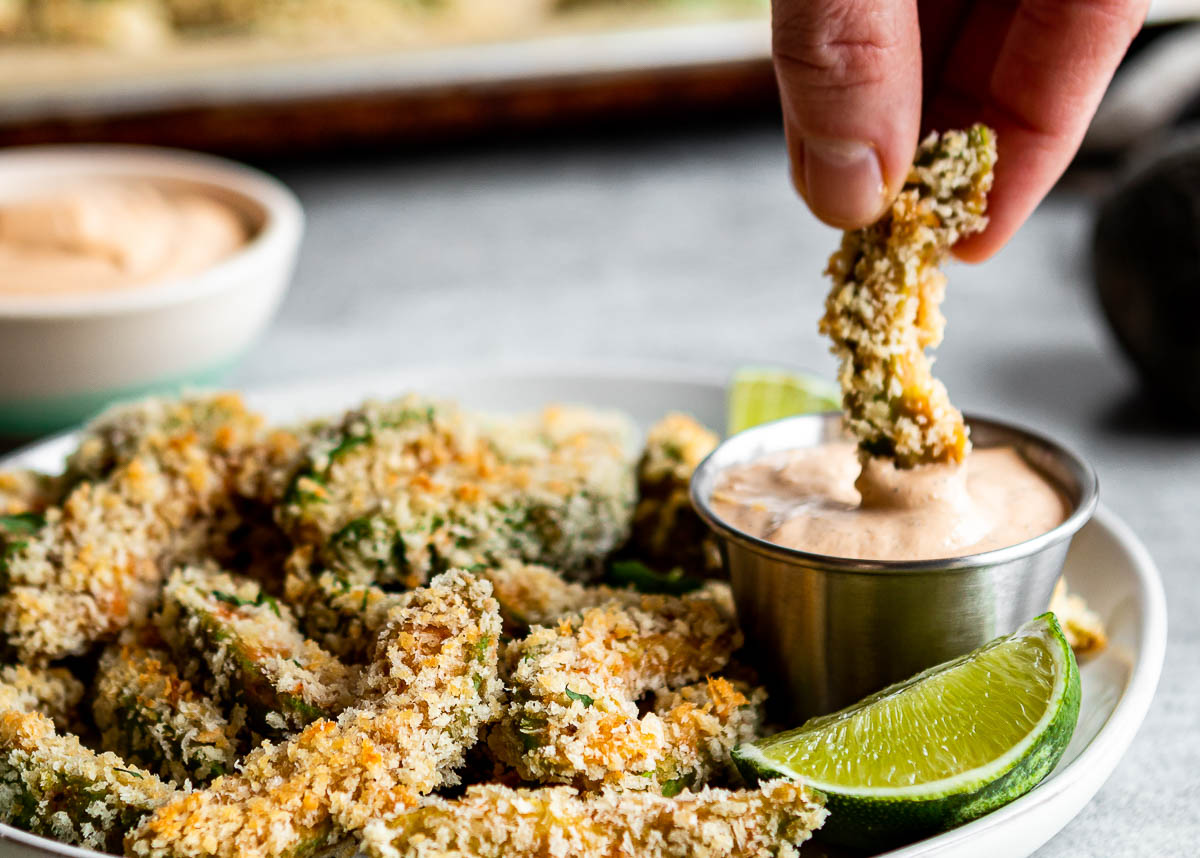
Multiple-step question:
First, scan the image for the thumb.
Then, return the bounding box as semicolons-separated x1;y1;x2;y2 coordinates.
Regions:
773;0;922;229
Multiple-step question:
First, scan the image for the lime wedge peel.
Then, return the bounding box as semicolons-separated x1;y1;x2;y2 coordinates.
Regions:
727;366;841;436
733;613;1081;848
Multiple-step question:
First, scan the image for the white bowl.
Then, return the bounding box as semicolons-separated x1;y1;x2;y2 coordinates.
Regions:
0;145;303;436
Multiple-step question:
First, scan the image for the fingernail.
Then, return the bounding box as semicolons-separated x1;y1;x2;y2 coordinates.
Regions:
801;139;887;228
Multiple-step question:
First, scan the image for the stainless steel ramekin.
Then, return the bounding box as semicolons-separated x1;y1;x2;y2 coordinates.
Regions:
690;413;1098;721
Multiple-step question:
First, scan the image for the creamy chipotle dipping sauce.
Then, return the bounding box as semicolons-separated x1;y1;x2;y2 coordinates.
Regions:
710;443;1068;561
0;181;248;296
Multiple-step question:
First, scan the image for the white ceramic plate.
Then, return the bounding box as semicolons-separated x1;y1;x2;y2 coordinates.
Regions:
0;363;1168;858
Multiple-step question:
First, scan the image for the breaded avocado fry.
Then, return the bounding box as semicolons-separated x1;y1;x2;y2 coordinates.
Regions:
359;780;828;858
628;413;722;576
0;472;60;517
479;558;637;632
0;394;267;662
287;567;406;661
822;125;996;467
128;569;504;858
64;393;264;484
0;710;175;852
156;565;357;736
93;641;240;785
489;590;743;790
0;664;84;731
649;677;767;792
276;397;636;590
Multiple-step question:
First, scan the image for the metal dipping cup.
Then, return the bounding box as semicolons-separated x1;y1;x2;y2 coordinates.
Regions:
690;413;1098;721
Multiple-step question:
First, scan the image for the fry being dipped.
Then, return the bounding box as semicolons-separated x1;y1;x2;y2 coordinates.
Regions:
822;125;995;467
709;126;1093;569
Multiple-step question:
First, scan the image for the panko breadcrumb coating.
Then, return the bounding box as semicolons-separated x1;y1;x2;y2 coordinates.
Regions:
360;779;828;858
0;710;175;852
649;677;766;791
1050;579;1107;656
93;640;240;785
128;569;504;858
274;397;636;591
822;125;995;467
156;565;357;736
480;558;639;632
64;394;262;483
490;591;742;790
0;664;84;731
287;566;407;661
0;394;266;661
481;558;736;635
629;413;722;576
295;557;636;659
0;471;60;516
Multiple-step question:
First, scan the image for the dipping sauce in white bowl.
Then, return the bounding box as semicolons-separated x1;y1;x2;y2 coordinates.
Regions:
0;145;302;436
0;181;249;296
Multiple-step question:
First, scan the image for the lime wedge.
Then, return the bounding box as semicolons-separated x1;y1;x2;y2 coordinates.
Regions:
727;367;840;435
733;613;1081;849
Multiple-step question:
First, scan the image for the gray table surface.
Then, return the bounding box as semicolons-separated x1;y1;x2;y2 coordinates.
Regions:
243;124;1197;856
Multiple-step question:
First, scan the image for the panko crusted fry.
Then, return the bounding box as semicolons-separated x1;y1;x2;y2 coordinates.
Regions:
1050;579;1107;656
480;558;639;631
295;558;637;659
128;569;505;858
650;677;767;791
93;641;240;785
0;664;84;731
0;394;267;661
822;125;996;467
288;567;407;661
156;565;357;736
64;393;264;483
0;710;175;852
629;413;723;576
360;780;828;858
275;397;636;590
490;592;742;790
0;471;60;517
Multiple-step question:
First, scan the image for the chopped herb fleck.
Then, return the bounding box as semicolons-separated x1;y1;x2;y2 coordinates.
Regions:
661;777;690;797
608;560;703;596
211;590;253;608
564;688;594;708
328;432;373;463
474;634;491;663
212;589;280;616
0;512;44;534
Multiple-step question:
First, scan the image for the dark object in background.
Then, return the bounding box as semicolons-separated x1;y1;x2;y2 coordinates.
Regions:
1093;128;1200;422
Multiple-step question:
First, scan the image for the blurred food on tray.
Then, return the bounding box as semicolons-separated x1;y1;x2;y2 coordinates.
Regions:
0;0;766;51
0;180;247;296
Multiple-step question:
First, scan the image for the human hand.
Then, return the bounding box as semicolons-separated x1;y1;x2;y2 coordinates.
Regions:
773;0;1149;260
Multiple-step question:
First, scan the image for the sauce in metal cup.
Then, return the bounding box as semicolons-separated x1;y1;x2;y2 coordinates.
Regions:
690;413;1098;720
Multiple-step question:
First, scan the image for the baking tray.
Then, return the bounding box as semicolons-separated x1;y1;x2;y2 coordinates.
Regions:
0;13;776;154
